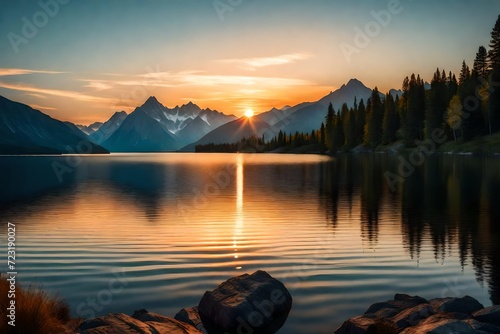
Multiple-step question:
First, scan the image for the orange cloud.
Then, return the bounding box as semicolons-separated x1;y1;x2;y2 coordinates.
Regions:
0;68;66;76
0;81;111;103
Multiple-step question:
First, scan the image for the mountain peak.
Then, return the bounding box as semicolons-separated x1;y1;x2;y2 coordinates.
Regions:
345;78;365;88
142;96;162;107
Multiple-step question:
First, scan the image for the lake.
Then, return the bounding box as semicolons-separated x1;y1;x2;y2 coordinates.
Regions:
1;153;500;333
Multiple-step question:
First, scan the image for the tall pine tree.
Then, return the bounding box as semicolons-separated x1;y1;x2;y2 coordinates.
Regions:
489;14;500;70
364;88;384;147
382;93;399;144
425;68;449;139
488;15;500;133
325;103;335;150
355;99;366;145
403;74;426;145
473;46;488;78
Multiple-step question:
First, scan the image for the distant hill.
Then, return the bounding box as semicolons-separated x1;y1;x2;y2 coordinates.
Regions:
0;95;108;154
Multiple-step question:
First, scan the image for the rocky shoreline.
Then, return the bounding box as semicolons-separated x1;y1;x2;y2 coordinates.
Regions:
76;270;292;334
335;294;500;334
71;270;500;334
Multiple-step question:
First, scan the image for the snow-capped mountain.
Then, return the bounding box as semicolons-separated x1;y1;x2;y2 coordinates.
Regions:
0;95;108;154
100;97;236;152
102;107;179;152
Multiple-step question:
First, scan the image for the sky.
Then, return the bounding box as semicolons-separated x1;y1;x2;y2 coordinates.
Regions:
0;0;498;124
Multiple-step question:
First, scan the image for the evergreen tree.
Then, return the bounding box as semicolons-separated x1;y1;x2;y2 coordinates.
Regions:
425;68;449;139
355;99;366;145
473;46;489;77
333;110;345;152
404;74;426;145
400;77;410;144
459;61;471;85
325;103;335;150
364;88;384;147
489;14;500;70
320;122;326;153
447;71;458;101
382;93;399;144
346;108;357;148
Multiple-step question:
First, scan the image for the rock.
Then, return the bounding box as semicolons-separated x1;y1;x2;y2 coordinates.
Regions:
428;298;452;313
473;305;500;326
400;318;474;334
391;303;434;330
175;307;208;334
364;295;427;315
466;319;500;333
78;313;151;333
394;294;428;304
78;311;202;334
334;315;377;334
334;314;398;334
438;295;484;314
373;307;400;319
198;270;292;334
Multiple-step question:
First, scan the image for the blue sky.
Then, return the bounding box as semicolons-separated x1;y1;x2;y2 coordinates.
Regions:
0;0;498;123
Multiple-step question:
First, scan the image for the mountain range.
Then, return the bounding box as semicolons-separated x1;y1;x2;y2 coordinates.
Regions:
0;79;401;154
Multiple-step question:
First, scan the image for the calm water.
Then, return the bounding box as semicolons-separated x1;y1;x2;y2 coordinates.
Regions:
1;153;500;333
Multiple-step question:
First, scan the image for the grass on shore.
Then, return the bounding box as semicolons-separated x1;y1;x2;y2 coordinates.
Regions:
438;132;500;155
0;274;71;334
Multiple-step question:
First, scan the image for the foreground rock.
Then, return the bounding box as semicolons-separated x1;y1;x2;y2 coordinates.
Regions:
198;270;293;334
77;311;202;334
76;270;292;334
335;294;500;334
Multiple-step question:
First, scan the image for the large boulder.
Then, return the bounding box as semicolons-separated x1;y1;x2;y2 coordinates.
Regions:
198;270;292;334
77;311;202;334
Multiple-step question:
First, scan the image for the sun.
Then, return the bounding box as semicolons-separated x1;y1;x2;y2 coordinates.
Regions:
244;109;254;118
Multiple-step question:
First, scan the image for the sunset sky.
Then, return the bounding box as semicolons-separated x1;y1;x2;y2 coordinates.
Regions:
0;0;498;124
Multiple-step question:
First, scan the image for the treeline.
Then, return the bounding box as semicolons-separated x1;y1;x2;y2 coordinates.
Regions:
270;15;500;153
195;135;266;153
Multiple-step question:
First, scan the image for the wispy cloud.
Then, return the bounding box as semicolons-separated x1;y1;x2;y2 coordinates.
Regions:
83;81;113;91
29;104;57;111
26;93;47;99
0;82;110;103
0;68;67;77
99;70;313;88
218;53;313;70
